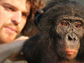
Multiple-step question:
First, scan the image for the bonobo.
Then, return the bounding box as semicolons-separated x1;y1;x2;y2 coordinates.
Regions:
23;1;84;63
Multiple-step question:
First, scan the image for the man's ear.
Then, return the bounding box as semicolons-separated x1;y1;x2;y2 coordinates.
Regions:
34;9;44;27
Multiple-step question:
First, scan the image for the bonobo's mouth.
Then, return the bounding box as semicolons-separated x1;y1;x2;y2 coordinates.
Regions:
63;49;78;60
65;50;76;55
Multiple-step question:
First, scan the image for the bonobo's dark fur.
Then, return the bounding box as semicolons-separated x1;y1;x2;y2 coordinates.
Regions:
23;0;84;63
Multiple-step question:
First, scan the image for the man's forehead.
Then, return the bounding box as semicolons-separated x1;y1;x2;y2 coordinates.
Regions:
1;0;29;12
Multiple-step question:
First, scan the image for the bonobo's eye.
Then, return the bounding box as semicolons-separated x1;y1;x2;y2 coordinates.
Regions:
61;20;68;26
75;22;82;28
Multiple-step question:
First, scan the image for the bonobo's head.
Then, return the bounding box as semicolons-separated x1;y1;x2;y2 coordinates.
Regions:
34;2;84;61
56;16;84;60
54;4;84;60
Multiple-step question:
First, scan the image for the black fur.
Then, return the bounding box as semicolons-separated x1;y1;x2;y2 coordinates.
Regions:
23;1;84;63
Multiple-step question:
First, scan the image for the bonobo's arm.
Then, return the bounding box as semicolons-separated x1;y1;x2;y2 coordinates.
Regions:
23;35;44;63
0;39;27;63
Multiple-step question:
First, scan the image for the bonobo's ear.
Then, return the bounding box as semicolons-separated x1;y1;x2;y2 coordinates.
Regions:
34;9;44;27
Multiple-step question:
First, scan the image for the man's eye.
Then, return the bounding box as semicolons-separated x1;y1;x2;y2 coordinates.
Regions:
3;5;15;11
6;7;15;11
61;20;68;26
22;13;28;18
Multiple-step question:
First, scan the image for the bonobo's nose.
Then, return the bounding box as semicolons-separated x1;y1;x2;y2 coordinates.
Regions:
65;32;79;49
66;32;78;41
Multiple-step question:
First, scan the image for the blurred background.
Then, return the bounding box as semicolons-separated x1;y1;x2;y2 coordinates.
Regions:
43;0;84;6
71;0;84;5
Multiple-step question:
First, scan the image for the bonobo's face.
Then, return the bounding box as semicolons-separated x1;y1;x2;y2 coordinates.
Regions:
56;16;84;60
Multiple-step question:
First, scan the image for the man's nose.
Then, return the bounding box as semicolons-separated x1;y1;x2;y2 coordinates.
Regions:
11;11;21;25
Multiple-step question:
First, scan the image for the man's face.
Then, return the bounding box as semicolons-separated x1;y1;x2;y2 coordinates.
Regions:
0;0;30;43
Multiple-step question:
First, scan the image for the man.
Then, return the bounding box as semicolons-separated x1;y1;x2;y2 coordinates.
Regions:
0;0;44;44
0;0;30;43
0;0;44;62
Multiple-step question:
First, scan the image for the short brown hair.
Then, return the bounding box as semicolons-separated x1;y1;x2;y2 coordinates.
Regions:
22;0;45;37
